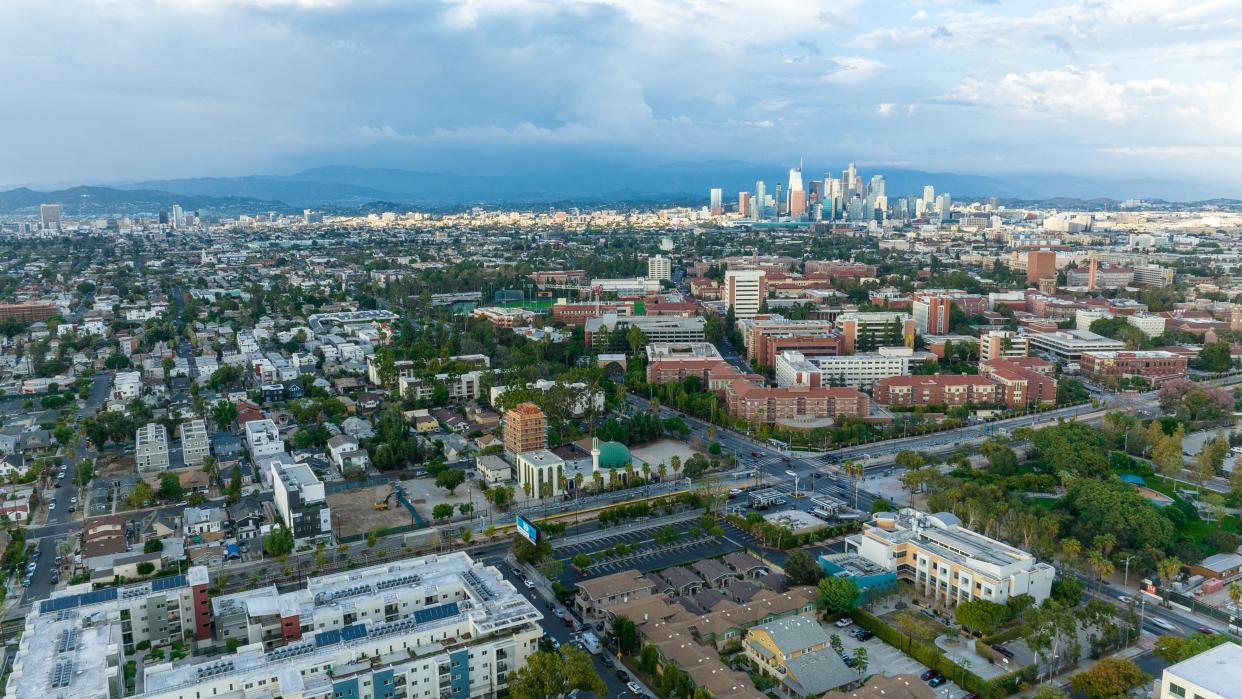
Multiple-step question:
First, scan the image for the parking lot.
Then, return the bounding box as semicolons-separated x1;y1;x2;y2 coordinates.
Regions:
559;534;741;584
831;622;967;698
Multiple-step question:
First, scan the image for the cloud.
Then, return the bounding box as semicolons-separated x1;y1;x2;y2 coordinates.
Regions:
821;56;886;84
876;103;895;116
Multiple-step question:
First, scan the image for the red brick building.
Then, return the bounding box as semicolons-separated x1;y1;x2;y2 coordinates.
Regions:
1079;351;1188;383
551;301;634;325
979;358;1058;408
723;383;869;424
871;375;998;407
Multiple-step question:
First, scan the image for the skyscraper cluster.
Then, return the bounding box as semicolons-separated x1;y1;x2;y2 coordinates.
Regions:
722;162;951;225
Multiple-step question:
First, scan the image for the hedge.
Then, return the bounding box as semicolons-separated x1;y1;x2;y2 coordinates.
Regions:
852;609;1034;698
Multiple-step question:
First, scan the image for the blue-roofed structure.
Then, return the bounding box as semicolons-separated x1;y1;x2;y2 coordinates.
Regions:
413;602;460;624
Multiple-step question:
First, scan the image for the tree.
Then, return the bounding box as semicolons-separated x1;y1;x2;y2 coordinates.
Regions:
1069;658;1146;699
127;480;154;508
136;561;156;576
75;459;95;487
1156;557;1182;602
1146;421;1166;456
263;528;294;557
144;539;164;553
228;465;243;503
851;646;868;679
211;400;238;431
432;503;454;522
817;576;860;614
509;647;606;699
638;643;661;674
571;553;591;569
435;468;465;494
1153;424;1185;476
158;472;182;502
1153;632;1229;662
1194;436;1228;485
954;599;1009;635
830;633;844;656
1196;341;1234;373
611;615;638;653
783;550;825;586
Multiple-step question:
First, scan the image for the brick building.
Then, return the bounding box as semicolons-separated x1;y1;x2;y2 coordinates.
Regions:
1079;350;1189;383
871;375;998;407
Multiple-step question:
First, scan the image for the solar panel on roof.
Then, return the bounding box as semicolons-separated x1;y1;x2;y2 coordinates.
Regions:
341;624;368;642
38;587;118;614
413;602;460;624
151;575;188;592
315;629;342;647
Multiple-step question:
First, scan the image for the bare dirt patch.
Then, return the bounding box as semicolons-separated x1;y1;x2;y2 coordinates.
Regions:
327;484;417;538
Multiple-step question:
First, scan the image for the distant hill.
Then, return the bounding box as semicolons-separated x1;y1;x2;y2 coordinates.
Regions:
0;185;285;216
120;163;1232;208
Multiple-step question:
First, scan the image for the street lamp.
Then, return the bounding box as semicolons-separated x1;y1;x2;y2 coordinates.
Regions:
785;470;799;497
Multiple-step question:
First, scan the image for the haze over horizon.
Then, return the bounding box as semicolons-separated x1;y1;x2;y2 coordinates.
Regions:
3;0;1241;197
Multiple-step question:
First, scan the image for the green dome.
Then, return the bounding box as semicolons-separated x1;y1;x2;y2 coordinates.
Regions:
597;441;631;470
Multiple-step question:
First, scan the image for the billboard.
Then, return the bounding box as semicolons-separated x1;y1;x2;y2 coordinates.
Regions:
515;514;540;545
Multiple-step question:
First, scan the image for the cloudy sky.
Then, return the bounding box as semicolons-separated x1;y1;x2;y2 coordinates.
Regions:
3;0;1241;191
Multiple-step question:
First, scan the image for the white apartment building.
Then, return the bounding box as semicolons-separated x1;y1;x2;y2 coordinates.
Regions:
180;419;210;467
243;419;285;459
1134;265;1175;287
978;330;1029;362
647;254;672;281
399;370;483;402
851;508;1055;606
270;461;331;540
774;347;931;388
1155;642;1242;699
112;370;142;401
725;269;767;319
135;423;170;473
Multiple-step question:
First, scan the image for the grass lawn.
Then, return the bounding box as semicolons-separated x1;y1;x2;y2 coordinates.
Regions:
881;608;948;643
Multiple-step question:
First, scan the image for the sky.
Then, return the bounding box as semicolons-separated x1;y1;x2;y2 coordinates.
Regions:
2;0;1242;193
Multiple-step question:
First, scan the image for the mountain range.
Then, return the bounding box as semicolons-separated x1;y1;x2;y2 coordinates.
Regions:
0;163;1234;216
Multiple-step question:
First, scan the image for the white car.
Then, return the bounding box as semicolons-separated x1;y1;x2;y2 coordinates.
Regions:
835;618;854;628
71;496;78;504
626;682;643;694
48;502;56;510
523;579;535;589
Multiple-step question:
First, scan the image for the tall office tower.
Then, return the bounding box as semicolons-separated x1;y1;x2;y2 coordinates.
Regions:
922;185;935;210
755;181;766;219
807;180;822;219
869;175;885;199
895;197;909;221
171;203;185;228
774;183;783;216
709;188;723;215
845;162;857;197
787;165;805;218
725;269;767;319
738;191;751;218
1027;250;1057;284
874;195;888;220
849;196;864;221
935;193;952;216
39;204;61;231
647;254;672;282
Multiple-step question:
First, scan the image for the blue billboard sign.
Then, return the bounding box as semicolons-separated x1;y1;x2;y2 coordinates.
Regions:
515;514;540;545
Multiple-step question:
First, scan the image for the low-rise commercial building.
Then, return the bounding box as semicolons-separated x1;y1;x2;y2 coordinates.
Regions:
1156;642;1242;699
851;508;1055;606
1025;329;1126;364
775;347;933;388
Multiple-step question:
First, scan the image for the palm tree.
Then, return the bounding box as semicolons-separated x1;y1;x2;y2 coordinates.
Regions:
624;463;635;484
1228;583;1242;609
573;472;583;494
592;471;604;491
1157;557;1182;605
657;463;668;481
1060;537;1082;574
641;463;651;482
844;460;864;509
670;456;683;478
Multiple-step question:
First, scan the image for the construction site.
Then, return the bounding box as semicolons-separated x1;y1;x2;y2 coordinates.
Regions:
327;482;419;538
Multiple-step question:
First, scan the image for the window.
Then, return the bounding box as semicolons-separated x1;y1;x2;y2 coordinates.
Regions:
1167;683;1185;698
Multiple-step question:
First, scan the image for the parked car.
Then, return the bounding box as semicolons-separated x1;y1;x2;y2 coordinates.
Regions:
856;631;873;641
920;671;940;682
626;682;643;694
834;618;854;628
600;654;614;668
929;676;948;688
523;579;535;589
616;670;630;681
1198;627;1216;635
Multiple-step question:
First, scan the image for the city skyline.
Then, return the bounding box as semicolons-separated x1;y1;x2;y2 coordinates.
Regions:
1;0;1240;195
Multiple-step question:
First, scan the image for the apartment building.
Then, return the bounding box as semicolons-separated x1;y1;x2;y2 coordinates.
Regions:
725;269;767;319
180;419;210;467
135;422;170;473
978;330;1029;362
1079;350;1189;383
243;418;285;459
852;508;1054;607
398;371;483;403
502;402;546;458
6;567;212;699
978;359;1058;409
1155;642;1242;699
774;347;933;389
1133;265;1175;287
736;315;840;365
836;311;915;354
647;255;672;281
722;382;869;425
871;375;998;408
112;370;143;401
575;569;656;618
271;461;331;540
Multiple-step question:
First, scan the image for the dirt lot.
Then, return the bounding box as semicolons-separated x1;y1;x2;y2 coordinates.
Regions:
327;485;418;538
95;453;135;477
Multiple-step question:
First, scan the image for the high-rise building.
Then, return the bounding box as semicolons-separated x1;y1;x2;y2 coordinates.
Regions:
171;203;185;228
709;188;723;215
738;191;751;218
647;254;671;282
755;181;767;219
725;269;767;319
922;185;935;210
845;163;857;197
935;193;952;216
39;203;61;231
1026;250;1057;284
787;165;805;217
503;402;546;458
912;296;952;335
774;183;783;216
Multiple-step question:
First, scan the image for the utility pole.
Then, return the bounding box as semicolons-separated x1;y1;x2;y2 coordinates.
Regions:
1122;554;1136;591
